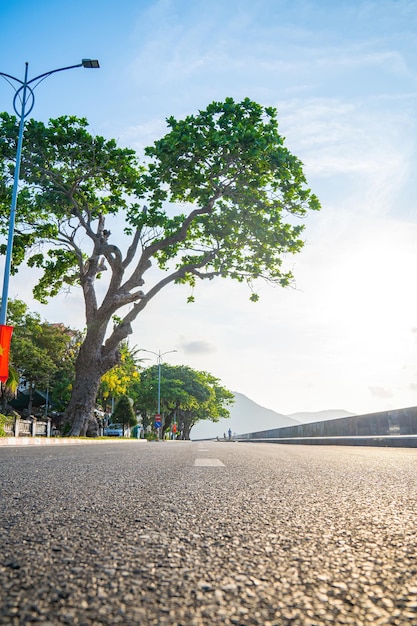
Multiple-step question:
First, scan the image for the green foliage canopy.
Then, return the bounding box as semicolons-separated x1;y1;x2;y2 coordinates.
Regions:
135;364;234;437
6;299;81;411
0;98;319;311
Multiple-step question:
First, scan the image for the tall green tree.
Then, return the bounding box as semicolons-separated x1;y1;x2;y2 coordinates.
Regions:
6;299;81;414
0;98;320;435
47;327;83;412
134;364;234;439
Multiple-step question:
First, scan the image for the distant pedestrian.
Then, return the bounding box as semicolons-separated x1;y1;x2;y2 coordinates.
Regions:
228;428;232;440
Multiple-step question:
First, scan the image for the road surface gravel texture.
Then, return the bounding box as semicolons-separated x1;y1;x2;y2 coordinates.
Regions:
0;441;416;626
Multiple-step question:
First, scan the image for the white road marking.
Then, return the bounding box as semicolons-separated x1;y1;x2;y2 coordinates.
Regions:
194;458;225;467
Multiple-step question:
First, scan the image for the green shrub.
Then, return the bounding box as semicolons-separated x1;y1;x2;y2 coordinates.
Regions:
0;414;12;437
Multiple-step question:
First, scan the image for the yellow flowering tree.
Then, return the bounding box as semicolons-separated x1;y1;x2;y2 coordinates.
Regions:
98;342;140;411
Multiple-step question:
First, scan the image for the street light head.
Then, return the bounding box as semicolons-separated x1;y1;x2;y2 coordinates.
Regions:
82;59;100;69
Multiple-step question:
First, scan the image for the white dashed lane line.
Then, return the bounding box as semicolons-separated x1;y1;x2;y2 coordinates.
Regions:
194;458;225;467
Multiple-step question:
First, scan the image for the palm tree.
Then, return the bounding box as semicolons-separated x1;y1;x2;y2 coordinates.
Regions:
0;364;19;413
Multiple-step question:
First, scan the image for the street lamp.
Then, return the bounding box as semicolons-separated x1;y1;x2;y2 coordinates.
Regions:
140;349;177;434
0;58;100;325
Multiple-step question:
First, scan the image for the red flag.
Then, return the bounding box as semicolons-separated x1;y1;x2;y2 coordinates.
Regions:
0;325;13;383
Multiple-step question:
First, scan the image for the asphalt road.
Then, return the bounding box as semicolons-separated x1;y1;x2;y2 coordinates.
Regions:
1;441;417;625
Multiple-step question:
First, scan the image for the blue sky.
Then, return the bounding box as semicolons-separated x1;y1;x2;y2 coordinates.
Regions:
1;0;417;416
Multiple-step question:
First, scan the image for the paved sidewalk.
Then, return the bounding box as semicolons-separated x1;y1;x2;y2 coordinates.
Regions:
0;437;147;446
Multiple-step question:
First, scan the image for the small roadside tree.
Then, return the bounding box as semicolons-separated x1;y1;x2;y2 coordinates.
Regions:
98;341;141;413
0;98;320;435
111;394;136;434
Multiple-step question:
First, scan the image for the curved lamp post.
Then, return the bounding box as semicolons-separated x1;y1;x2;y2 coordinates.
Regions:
0;59;100;325
140;349;177;415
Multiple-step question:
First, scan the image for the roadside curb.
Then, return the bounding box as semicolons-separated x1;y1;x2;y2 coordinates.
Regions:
0;437;148;447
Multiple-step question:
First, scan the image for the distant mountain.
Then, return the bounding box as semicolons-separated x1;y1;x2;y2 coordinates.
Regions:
288;409;356;424
191;392;300;439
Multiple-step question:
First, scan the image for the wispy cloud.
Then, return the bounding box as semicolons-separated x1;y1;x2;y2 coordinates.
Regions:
369;386;394;399
179;339;217;355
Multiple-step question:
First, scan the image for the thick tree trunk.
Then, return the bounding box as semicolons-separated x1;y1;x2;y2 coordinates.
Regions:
162;409;175;437
183;423;191;440
66;329;112;436
66;366;102;436
178;412;193;440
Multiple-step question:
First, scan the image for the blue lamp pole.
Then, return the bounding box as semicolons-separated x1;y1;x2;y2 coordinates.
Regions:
0;59;100;325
